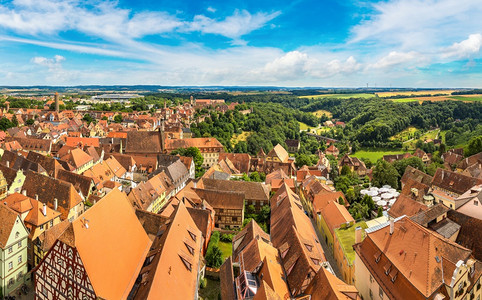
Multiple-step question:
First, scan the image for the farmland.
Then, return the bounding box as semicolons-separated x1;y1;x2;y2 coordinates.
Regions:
376;90;455;97
404;129;440;150
311;109;333;118
388;94;482;103
351;148;406;163
299;93;376;99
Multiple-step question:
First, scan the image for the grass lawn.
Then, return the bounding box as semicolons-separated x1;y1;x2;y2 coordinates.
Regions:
390;126;419;141
218;241;233;261
317;127;331;135
299;121;317;131
351;148;405;163
231;131;252;144
334;221;368;265
299;93;376;99
311;109;333;118
404;129;440;150
199;278;221;300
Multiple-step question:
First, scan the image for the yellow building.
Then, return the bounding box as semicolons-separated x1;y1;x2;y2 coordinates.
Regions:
333;221;367;285
0;204;29;296
317;200;354;251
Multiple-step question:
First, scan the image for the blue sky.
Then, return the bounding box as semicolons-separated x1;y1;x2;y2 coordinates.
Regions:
0;0;481;87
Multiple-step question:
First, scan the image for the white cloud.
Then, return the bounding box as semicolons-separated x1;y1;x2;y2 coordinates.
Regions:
370;51;426;69
350;0;482;49
32;54;64;70
207;7;216;13
0;0;279;42
187;10;281;40
441;34;482;59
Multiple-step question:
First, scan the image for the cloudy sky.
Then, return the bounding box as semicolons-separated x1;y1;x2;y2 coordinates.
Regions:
0;0;481;87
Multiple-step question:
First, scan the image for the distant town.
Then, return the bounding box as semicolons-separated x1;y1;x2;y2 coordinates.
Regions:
0;87;480;300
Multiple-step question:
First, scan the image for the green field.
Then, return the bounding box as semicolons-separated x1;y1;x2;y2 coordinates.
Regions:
299;121;318;131
351;148;406;163
449;96;482;102
390;126;420;142
218;241;233;261
334;221;368;264
299;93;376;99
404;129;440;150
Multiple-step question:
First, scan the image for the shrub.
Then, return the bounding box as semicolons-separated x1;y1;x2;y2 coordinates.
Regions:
200;277;207;289
220;234;233;243
206;245;223;268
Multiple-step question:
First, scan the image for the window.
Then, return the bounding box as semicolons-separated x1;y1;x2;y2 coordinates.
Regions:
8;261;13;270
18;255;22;263
369;289;373;299
18;241;22;248
15;232;19;238
379;286;384;298
8;246;13;254
40;224;44;230
50;220;54;227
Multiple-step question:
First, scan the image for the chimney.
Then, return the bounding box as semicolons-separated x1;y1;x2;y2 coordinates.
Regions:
42;203;47;216
6;161;9;168
54;198;58;211
22;190;26;196
355;226;362;244
193;180;197;189
35;194;38;201
389;218;395;235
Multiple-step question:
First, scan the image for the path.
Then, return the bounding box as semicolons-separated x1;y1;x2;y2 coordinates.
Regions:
310;218;342;278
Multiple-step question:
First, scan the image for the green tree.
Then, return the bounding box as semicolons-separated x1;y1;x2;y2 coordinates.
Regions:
392;157;425;183
372;160;399;189
295;154;313;168
340;165;352;176
171;147;205;177
25;118;35;126
377;206;383;217
205;245;223;268
82;114;93;124
114;114;123;123
466;136;482;157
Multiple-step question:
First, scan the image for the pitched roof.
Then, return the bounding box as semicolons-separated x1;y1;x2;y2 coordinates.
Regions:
313;191;347;214
65;137;100;148
60;148;93;169
186;207;212;241
267;144;289;163
432;168;482;195
56;169;94;198
388;194;428;218
125;130;163;154
58;189;151;300
354;216;471;299
106;153;137;172
410;203;450;225
320;201;354;236
233;219;270;260
304;268;360;300
202;178;269;201
401;165;433;186
130;201;202;300
22;171;83;220
218;153;251;174
0;203;20;249
195;188;245;210
0;164;21;187
135;209;169;241
26;151;65;178
447;209;482;261
457;152;482;170
37;219;70;252
270;184;326;294
220;257;236;300
164;137;224;151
